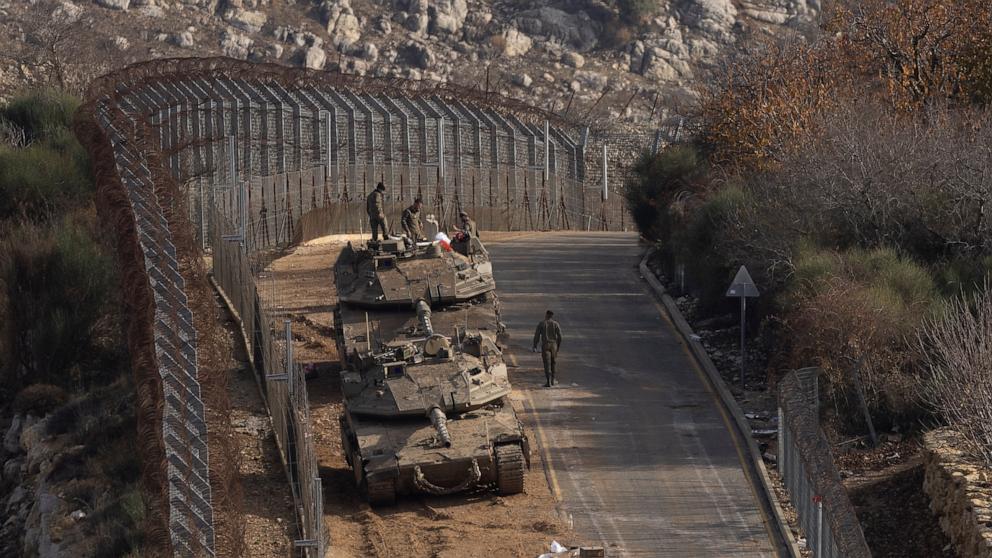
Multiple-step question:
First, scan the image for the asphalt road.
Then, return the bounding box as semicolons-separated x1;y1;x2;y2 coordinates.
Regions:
489;232;776;557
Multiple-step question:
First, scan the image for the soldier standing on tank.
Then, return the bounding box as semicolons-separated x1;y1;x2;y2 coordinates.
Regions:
402;197;425;241
532;310;563;387
458;210;479;239
366;182;388;242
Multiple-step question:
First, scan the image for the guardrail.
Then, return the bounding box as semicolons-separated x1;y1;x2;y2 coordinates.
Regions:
778;369;871;558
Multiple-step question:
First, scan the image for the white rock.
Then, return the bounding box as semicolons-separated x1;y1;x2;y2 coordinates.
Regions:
430;0;468;34
112;36;130;50
172;31;194;48
322;0;362;49
221;30;254;60
225;9;267;34
512;73;533;88
500;27;532;57
3;415;23;454
95;0;129;10
69;509;86;521
304;46;326;70
53;1;83;21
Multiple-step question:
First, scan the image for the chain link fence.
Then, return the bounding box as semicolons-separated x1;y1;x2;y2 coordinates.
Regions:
778;369;871;558
210;206;327;556
84;101;217;556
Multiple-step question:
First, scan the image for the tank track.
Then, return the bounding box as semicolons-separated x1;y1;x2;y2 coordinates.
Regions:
495;443;525;495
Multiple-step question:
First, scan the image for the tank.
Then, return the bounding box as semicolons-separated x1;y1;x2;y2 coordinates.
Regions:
333;237;529;506
334;235;495;307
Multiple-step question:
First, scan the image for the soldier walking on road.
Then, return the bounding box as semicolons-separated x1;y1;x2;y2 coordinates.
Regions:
533;310;563;387
366;182;388;242
402;197;425;241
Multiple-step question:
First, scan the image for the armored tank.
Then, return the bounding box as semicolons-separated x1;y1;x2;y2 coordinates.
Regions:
335;235;495;307
333;237;529;505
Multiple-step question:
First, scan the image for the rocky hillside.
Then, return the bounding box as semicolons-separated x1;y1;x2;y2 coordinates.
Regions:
0;0;821;128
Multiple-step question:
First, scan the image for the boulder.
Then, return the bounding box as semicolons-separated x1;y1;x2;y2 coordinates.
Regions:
500;27;532;57
680;0;737;41
3;415;23;454
514;7;600;52
321;0;362;49
303;46;327;70
221;30;254;59
225;8;267;34
561;51;585;68
53;2;84;22
172;31;195;48
512;73;533;88
430;0;468;34
402;42;435;70
95;0;130;10
739;0;820;25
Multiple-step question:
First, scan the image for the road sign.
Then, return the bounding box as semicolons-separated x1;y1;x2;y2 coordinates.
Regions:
726;266;759;390
726;265;760;298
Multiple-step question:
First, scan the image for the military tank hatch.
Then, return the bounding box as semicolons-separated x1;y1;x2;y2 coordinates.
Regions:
335;295;529;506
334;236;495;307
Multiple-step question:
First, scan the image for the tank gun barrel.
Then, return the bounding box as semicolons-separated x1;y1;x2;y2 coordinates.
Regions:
416;299;434;335
427;406;452;447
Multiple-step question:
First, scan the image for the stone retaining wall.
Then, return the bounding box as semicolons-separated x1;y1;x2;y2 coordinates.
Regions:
923;428;992;558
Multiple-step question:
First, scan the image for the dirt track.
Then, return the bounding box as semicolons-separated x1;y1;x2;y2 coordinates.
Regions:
262;238;576;558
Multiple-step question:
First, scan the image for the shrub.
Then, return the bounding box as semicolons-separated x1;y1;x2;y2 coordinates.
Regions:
782;246;938;429
1;217;114;393
922;283;992;466
13;383;69;415
0;141;92;222
0;89;80;144
624;144;704;240
617;0;656;25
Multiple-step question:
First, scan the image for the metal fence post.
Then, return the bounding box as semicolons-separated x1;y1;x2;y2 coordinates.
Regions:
601;144;608;201
285;319;294;394
816;497;823;558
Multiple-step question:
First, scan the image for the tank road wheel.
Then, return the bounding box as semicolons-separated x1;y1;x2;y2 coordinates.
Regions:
495;444;525;495
365;475;396;507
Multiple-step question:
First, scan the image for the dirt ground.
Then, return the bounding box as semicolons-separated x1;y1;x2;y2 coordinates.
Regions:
838;441;956;558
261;236;575;558
212;293;297;556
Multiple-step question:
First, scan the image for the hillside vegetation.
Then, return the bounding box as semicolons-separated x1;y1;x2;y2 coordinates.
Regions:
0;90;148;557
629;0;992;446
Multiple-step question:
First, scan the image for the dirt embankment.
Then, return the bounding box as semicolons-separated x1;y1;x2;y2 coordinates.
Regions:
264;239;574;557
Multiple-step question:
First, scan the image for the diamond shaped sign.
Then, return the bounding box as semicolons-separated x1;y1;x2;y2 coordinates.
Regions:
726;265;759;298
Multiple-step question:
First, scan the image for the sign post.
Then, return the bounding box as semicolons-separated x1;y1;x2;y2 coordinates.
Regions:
726;266;759;390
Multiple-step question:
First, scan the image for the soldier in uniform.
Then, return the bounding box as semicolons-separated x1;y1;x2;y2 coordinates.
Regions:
401;198;425;241
366;182;388;242
532;310;563;387
458;210;479;239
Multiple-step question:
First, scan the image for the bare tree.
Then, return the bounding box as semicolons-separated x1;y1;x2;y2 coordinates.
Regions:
921;282;992;466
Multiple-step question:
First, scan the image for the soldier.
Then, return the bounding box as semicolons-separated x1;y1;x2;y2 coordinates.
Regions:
458;210;479;239
402;198;425;241
532;310;563;387
366;182;388;242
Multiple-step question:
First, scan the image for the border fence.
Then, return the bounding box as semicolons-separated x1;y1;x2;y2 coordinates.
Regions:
80;57;670;556
778;369;871;558
210;207;326;555
85;100;217;555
